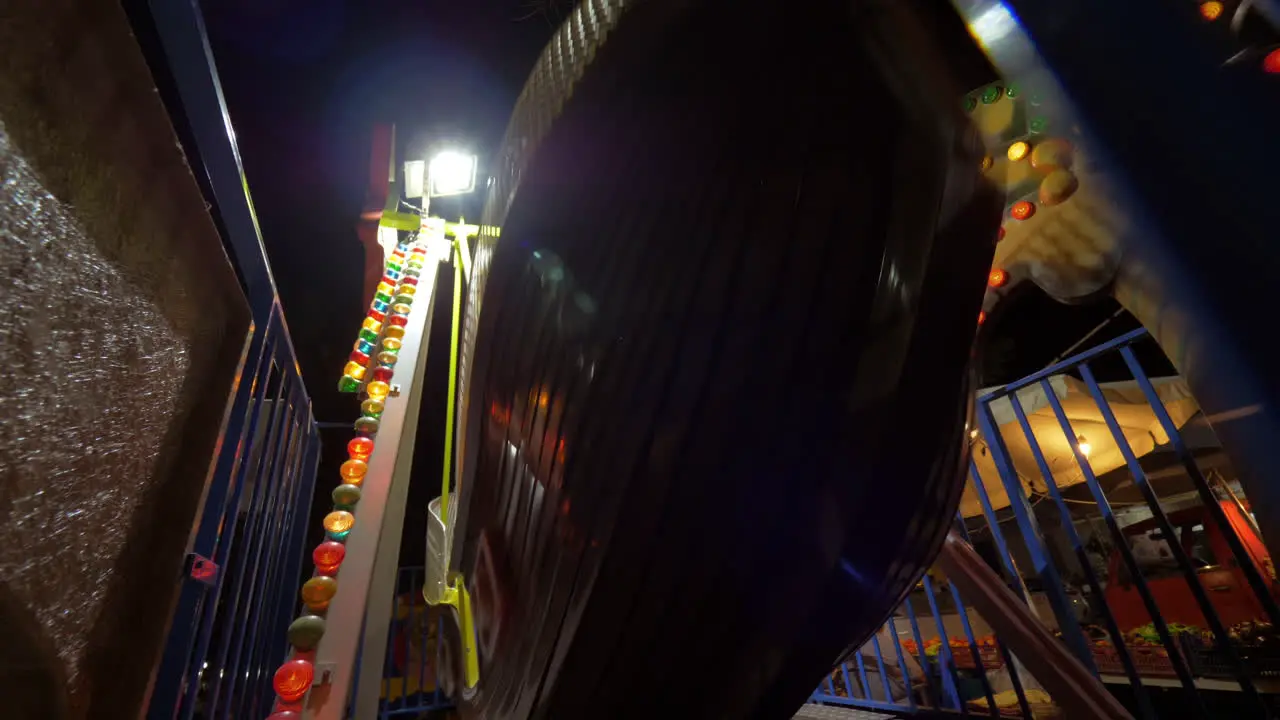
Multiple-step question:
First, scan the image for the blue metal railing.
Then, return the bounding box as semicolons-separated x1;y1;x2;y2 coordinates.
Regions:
811;329;1280;719
135;0;322;718
367;566;455;719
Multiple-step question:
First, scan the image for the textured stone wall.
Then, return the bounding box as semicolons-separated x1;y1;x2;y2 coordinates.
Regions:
0;0;252;717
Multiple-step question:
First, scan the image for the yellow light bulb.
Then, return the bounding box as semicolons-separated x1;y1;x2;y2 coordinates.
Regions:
367;381;390;401
385;325;406;340
376;282;395;295
1007;141;1030;162
362;317;382;333
382;337;402;352
343;362;367;380
399;285;417;297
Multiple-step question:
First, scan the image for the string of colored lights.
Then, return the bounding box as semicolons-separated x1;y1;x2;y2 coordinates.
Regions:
966;81;1077;328
264;238;429;718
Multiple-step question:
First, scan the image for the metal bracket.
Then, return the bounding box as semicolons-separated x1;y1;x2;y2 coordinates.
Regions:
313;662;336;687
187;553;219;586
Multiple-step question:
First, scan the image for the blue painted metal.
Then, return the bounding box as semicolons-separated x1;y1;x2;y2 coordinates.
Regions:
135;0;322;717
975;396;1097;672
1006;390;1149;714
1038;377;1204;701
952;516;1033;720
811;328;1278;718
1081;362;1263;710
1119;347;1280;628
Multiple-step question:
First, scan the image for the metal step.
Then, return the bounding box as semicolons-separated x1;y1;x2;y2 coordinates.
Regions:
791;705;901;720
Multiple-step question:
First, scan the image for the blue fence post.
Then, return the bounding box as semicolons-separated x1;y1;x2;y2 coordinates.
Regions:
1120;345;1280;628
1038;378;1207;709
952;516;1033;720
974;398;1096;672
1004;392;1155;718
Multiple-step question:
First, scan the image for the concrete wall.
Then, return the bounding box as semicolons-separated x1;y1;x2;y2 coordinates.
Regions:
0;0;251;717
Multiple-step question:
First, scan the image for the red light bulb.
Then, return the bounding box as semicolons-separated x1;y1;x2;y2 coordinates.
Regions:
349;350;370;366
313;541;347;575
273;659;314;703
388;314;409;327
1010;201;1036;221
372;366;394;383
348;436;374;460
368;309;386;323
1264;48;1280;75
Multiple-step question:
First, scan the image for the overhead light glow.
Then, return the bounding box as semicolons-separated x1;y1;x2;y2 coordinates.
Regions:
429;151;478;197
1199;1;1224;21
1077;435;1091;457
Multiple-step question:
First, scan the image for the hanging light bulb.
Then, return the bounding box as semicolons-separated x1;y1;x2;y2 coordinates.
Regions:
1077;435;1092;457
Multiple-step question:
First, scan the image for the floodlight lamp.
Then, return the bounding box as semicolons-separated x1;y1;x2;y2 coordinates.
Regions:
428;151;478;197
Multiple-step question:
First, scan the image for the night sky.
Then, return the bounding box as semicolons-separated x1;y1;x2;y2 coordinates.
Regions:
203;0;562;567
204;0;557;422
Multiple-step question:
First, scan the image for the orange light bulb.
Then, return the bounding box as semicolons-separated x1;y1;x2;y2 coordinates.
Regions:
339;458;368;482
988;268;1009;288
1200;1;1223;20
1010;201;1036;221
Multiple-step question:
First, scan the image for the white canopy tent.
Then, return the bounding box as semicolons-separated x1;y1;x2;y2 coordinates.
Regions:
961;375;1203;518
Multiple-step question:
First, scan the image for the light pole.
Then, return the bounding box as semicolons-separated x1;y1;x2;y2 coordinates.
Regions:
406;147;484;695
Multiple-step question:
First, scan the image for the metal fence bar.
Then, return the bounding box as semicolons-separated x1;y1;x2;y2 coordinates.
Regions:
1003;395;1154;718
975;400;1095;671
965;458;1033;602
979;328;1147;399
884;616;917;711
902;596;941;708
1038;378;1206;707
838;656;857;704
921;575;967;714
1080;363;1263;707
198;369;278;718
869;633;894;704
951;515;1033;720
221;375;299;718
853;644;872;702
178;335;282;720
240;398;309;718
1120;346;1280;627
261;426;320;712
149;323;276;720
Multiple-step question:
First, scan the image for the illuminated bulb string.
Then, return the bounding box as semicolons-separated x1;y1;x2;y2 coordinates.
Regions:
266;238;428;716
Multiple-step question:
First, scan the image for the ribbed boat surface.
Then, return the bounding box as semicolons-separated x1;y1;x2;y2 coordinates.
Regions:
447;0;1002;717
